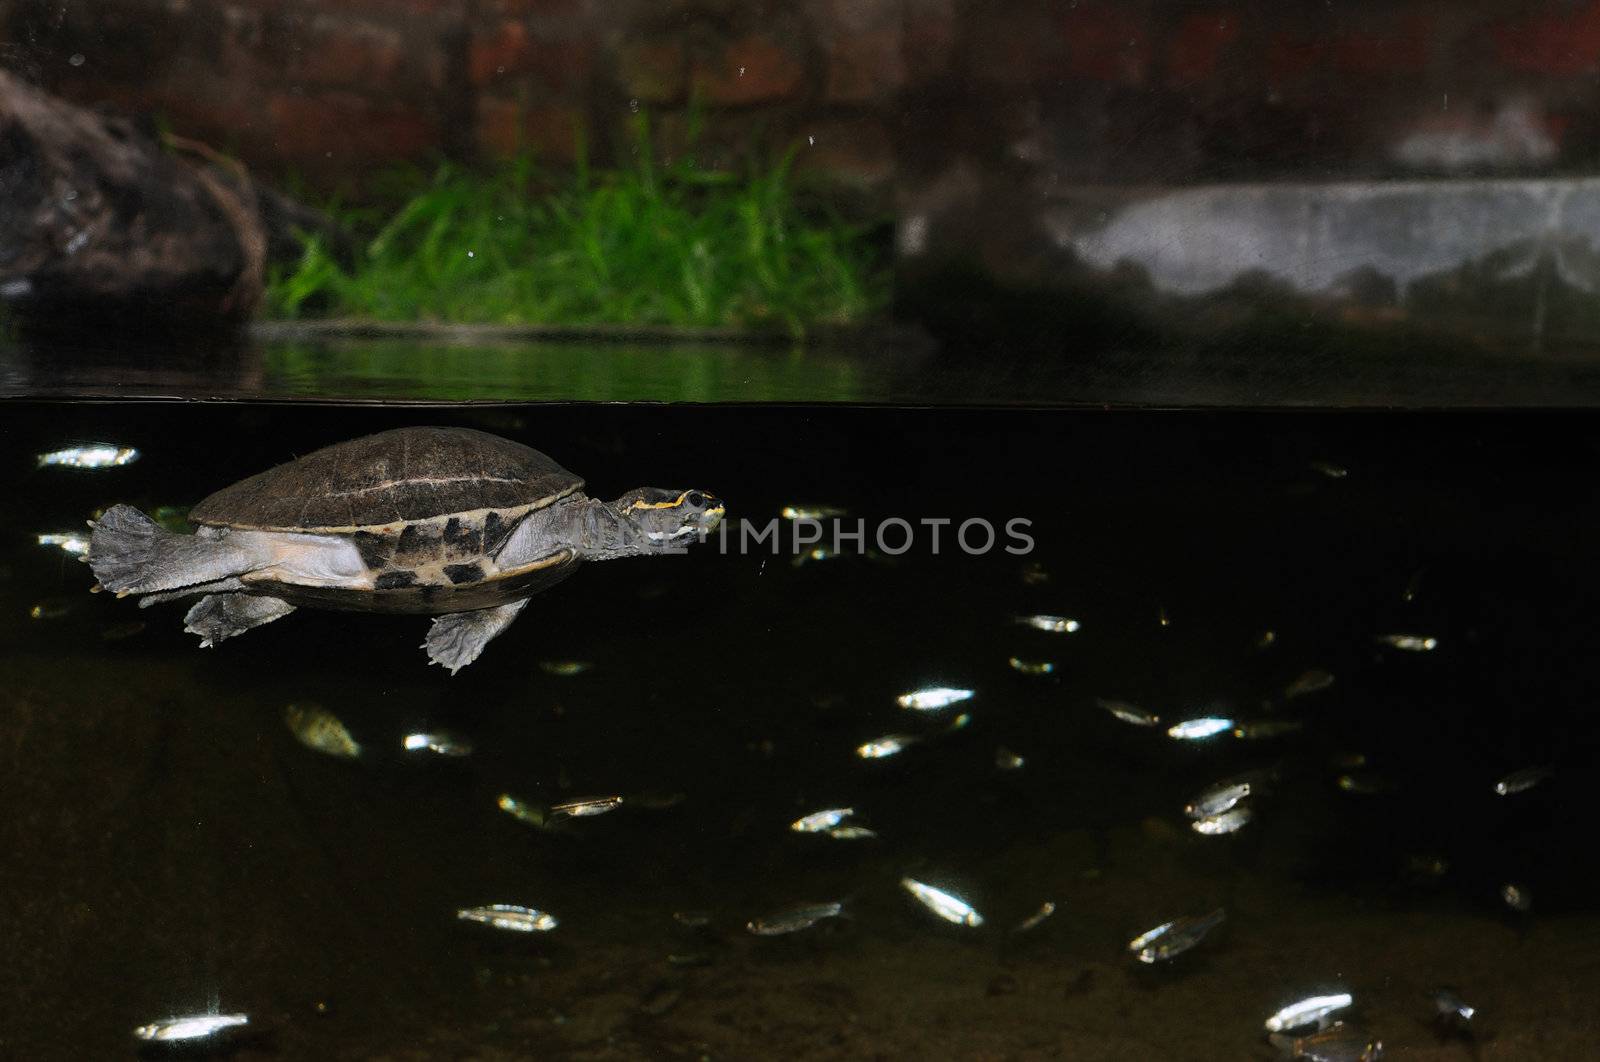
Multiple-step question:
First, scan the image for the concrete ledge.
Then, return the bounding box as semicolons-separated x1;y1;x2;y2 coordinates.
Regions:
902;176;1600;357
1047;178;1600;302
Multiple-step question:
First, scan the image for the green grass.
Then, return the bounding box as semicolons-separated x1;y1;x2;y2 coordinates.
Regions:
266;120;891;335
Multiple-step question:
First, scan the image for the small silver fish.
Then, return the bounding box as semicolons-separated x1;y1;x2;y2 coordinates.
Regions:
497;793;547;828
1265;992;1355;1033
667;951;712;967
901;877;984;927
1012;901;1056;933
779;505;847;520
631;790;687;810
791;546;840;567
36;531;89;556
457;904;558;932
857;734;918;759
549;795;624;819
1097;698;1160;727
747;901;844;936
1501;883;1531;912
1402;568;1425;603
284;704;361;759
1376;633;1438;652
133;1013;248;1043
539;660;592;676
37;443;139;469
1285;669;1335;699
825;824;878;840
100;620;146;641
672;910;712;928
402;731;473;757
1015;614;1079;633
1404;853;1450;879
1429;986;1476;1024
1125;913;1213;962
1185;778;1255;819
896;686;974;711
1158;604;1171;627
1127;907;1225;963
1256;629;1278;650
1310;460;1348;479
1007;656;1055;675
1336;772;1391;795
1268;1022;1384;1062
1233;718;1306;740
1493;765;1553;796
1191;806;1253;835
28;597;73;620
995;746;1025;770
1167;717;1234;741
1020;561;1050;585
791;808;854;833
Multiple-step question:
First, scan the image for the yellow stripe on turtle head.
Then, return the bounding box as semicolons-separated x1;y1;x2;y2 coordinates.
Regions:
627;491;692;512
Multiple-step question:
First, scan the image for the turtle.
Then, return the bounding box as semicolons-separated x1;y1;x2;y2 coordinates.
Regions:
84;426;724;672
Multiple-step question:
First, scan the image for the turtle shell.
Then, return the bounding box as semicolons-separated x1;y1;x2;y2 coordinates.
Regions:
189;427;583;533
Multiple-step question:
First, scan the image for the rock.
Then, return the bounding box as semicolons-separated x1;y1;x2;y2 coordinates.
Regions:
0;69;342;336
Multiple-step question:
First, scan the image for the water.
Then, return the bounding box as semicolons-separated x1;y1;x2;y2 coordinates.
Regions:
11;332;1600;406
6;402;1600;1058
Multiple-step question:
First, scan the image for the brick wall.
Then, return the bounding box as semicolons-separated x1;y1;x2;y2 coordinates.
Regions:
3;1;1599;191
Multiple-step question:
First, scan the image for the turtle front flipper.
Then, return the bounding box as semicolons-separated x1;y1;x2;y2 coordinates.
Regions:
424;599;530;674
87;505;259;596
184;593;297;648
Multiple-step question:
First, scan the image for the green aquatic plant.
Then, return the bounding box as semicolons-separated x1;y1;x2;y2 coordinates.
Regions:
266;118;890;335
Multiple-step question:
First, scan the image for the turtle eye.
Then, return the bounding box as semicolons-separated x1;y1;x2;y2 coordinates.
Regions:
686;491;706;508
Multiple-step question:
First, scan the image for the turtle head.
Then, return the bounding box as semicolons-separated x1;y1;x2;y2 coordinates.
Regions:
612;488;725;548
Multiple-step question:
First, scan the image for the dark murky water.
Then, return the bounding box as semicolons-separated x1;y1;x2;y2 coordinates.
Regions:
5;403;1600;1059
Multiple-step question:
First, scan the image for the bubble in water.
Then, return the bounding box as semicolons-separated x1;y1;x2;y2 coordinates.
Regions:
629;99;639;113
68;53;84;66
807;135;815;146
466;250;475;258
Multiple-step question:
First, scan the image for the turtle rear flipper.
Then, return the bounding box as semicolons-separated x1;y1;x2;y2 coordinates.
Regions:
184;593;297;648
424;599;530;674
139;577;247;607
88;504;258;596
